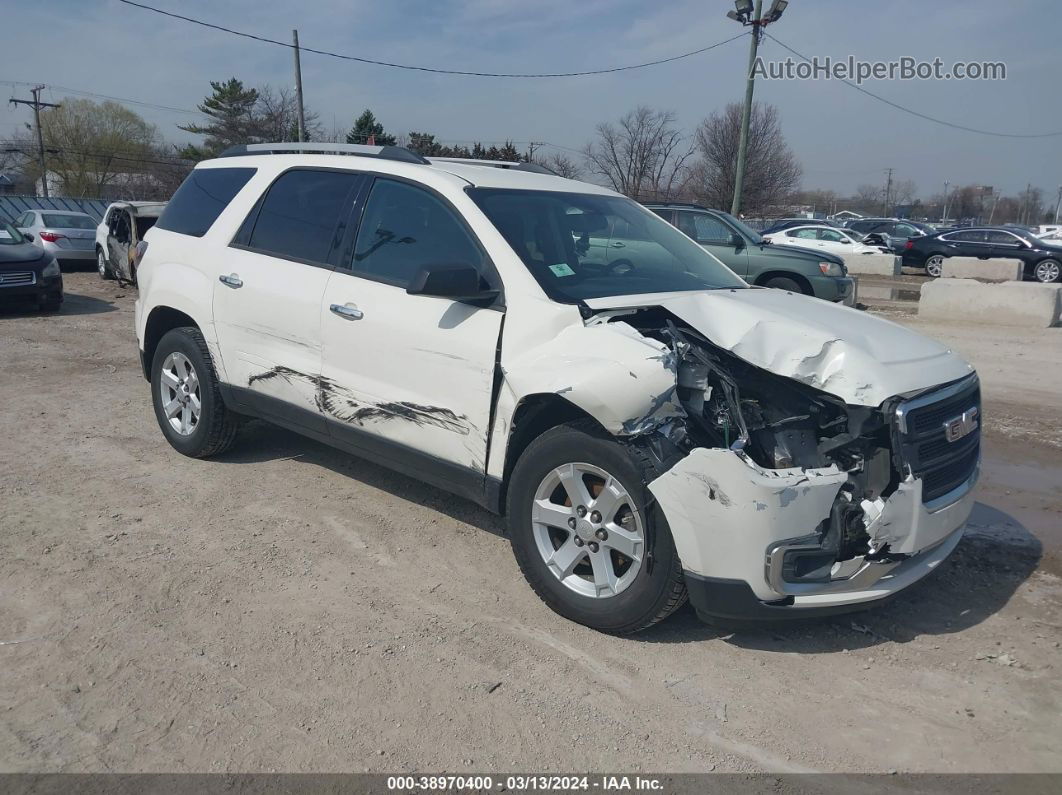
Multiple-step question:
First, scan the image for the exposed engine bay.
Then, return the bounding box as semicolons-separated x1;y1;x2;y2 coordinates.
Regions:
598;306;908;579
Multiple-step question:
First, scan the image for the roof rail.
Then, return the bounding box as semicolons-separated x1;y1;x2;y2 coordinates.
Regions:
427;157;554;175
218;142;429;165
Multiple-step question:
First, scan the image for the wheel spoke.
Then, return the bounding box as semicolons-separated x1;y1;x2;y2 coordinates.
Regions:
589;549;618;595
591;476;627;522
163;397;181;419
180;405;193;432
603;522;643;562
160;369;180;389
532;498;574;530
548;539;586;579
188;393;201;413
557;463;593;509
185;369;199;392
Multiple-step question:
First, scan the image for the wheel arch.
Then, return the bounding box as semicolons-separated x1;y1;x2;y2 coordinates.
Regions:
142;306;201;381
754;270;813;295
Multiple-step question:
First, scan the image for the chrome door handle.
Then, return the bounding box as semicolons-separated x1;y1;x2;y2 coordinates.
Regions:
610;241;626;248
219;273;243;288
330;303;364;320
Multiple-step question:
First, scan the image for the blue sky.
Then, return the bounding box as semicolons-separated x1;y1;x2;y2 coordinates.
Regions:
3;0;1061;199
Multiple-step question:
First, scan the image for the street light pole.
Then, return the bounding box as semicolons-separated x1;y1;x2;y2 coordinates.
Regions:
730;0;763;216
941;180;950;223
1054;185;1061;225
292;29;307;143
727;0;788;216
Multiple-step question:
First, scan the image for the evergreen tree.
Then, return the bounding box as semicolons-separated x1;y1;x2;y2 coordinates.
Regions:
178;78;261;159
346;109;396;146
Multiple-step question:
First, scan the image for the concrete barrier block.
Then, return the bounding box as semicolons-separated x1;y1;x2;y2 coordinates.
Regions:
841;253;901;276
919;278;1062;328
941;257;1023;282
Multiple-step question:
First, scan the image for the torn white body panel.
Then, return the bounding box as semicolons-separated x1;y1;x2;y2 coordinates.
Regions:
500;320;685;437
584;288;974;406
649;447;975;606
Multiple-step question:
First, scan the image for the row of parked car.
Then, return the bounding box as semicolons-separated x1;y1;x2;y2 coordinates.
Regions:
0;201;166;310
759;215;1062;282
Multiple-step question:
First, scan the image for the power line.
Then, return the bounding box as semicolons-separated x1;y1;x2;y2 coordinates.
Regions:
6;80;198;115
764;33;1062;139
117;0;748;78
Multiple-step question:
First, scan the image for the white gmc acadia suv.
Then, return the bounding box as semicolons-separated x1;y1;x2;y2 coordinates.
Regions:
134;142;981;634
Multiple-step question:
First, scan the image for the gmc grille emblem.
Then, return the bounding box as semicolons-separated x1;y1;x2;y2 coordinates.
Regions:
943;407;979;443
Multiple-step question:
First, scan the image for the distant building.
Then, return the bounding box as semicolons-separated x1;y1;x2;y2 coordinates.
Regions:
829;209;864;221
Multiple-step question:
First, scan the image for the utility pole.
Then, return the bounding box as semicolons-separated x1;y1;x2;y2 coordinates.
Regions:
882;168;894;216
526;141;544;162
726;0;789;216
941;180;950;223
1054;185;1061;224
9;85;60;198
292;29;307;143
988;192;1000;225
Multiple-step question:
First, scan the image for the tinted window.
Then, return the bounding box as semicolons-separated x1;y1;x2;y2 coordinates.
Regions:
156;167;256;237
352;178;483;287
986;231;1021;244
947;231;986;243
43;213;95;230
245;169;359;264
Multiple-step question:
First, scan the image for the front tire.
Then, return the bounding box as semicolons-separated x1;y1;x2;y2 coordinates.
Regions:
1033;259;1061;283
507;421;687;634
764;275;805;294
925;255;945;278
97;249;114;280
150;327;238;458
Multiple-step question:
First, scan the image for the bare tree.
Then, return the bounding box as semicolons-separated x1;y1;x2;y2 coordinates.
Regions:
854;183;882;209
892;179;918;206
256;85;322;142
689;102;801;215
539;152;583;180
583;107;694;201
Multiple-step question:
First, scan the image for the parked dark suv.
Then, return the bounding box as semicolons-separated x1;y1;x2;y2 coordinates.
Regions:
645;204;855;304
902;226;1062;282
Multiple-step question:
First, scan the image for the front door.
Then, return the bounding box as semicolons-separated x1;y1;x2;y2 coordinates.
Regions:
108;211;133;280
213;167;363;433
674;210;749;277
319;176;504;490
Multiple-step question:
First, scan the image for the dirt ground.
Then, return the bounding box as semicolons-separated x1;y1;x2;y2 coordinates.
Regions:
1;272;1060;774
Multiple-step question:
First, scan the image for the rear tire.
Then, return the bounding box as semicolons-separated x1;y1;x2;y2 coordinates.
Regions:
150;327;238;458
97;249;114;280
764;275;804;294
506;421;687;634
925;255;945;278
1033;259;1061;283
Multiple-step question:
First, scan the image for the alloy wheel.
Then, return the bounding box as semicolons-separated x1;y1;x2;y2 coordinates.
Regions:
158;352;201;436
1035;260;1060;283
926;255;944;278
531;462;644;598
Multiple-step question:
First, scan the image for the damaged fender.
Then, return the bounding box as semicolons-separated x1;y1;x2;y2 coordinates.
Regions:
500;320;685;437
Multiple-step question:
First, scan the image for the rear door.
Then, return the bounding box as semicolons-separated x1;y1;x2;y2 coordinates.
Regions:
985;230;1026;260
941;230;989;257
319;176;504;483
214;167;363;433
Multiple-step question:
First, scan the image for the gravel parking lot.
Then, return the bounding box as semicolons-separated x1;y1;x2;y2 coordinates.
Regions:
2;272;1060;774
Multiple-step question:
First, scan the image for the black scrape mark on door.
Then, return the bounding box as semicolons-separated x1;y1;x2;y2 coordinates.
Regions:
248;366;470;435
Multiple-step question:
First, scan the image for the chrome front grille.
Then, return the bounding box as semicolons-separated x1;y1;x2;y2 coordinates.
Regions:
896;375;981;507
0;271;36;288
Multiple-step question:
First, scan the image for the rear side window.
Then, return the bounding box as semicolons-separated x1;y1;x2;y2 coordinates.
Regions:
242;169;361;265
43;213;95;229
156;167;256;237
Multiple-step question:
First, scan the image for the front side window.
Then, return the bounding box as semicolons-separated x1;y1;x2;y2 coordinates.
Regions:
156;167;256;238
244;169;359;265
469;188;745;302
986;230;1021;245
790;228;818;239
819;229;847;243
351;178;484;287
676;211;731;245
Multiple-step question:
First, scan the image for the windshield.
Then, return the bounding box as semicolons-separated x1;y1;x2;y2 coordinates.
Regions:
0;221;27;245
43;213;96;230
469;189;745;302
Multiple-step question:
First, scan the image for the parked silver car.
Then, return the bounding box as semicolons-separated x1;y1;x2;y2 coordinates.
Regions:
14;210;98;269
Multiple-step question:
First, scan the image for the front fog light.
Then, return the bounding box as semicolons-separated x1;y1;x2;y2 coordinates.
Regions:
42;258;60;278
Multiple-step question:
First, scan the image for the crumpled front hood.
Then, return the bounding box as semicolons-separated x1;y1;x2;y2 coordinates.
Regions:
583;287;974;406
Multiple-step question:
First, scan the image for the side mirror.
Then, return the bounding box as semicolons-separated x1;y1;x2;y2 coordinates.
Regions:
728;232;744;248
407;264;499;303
23;233;34;242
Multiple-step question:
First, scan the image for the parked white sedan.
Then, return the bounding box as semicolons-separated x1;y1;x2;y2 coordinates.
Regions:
764;225;887;256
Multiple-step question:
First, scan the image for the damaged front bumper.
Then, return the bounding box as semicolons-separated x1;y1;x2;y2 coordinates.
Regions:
648;447;977;622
